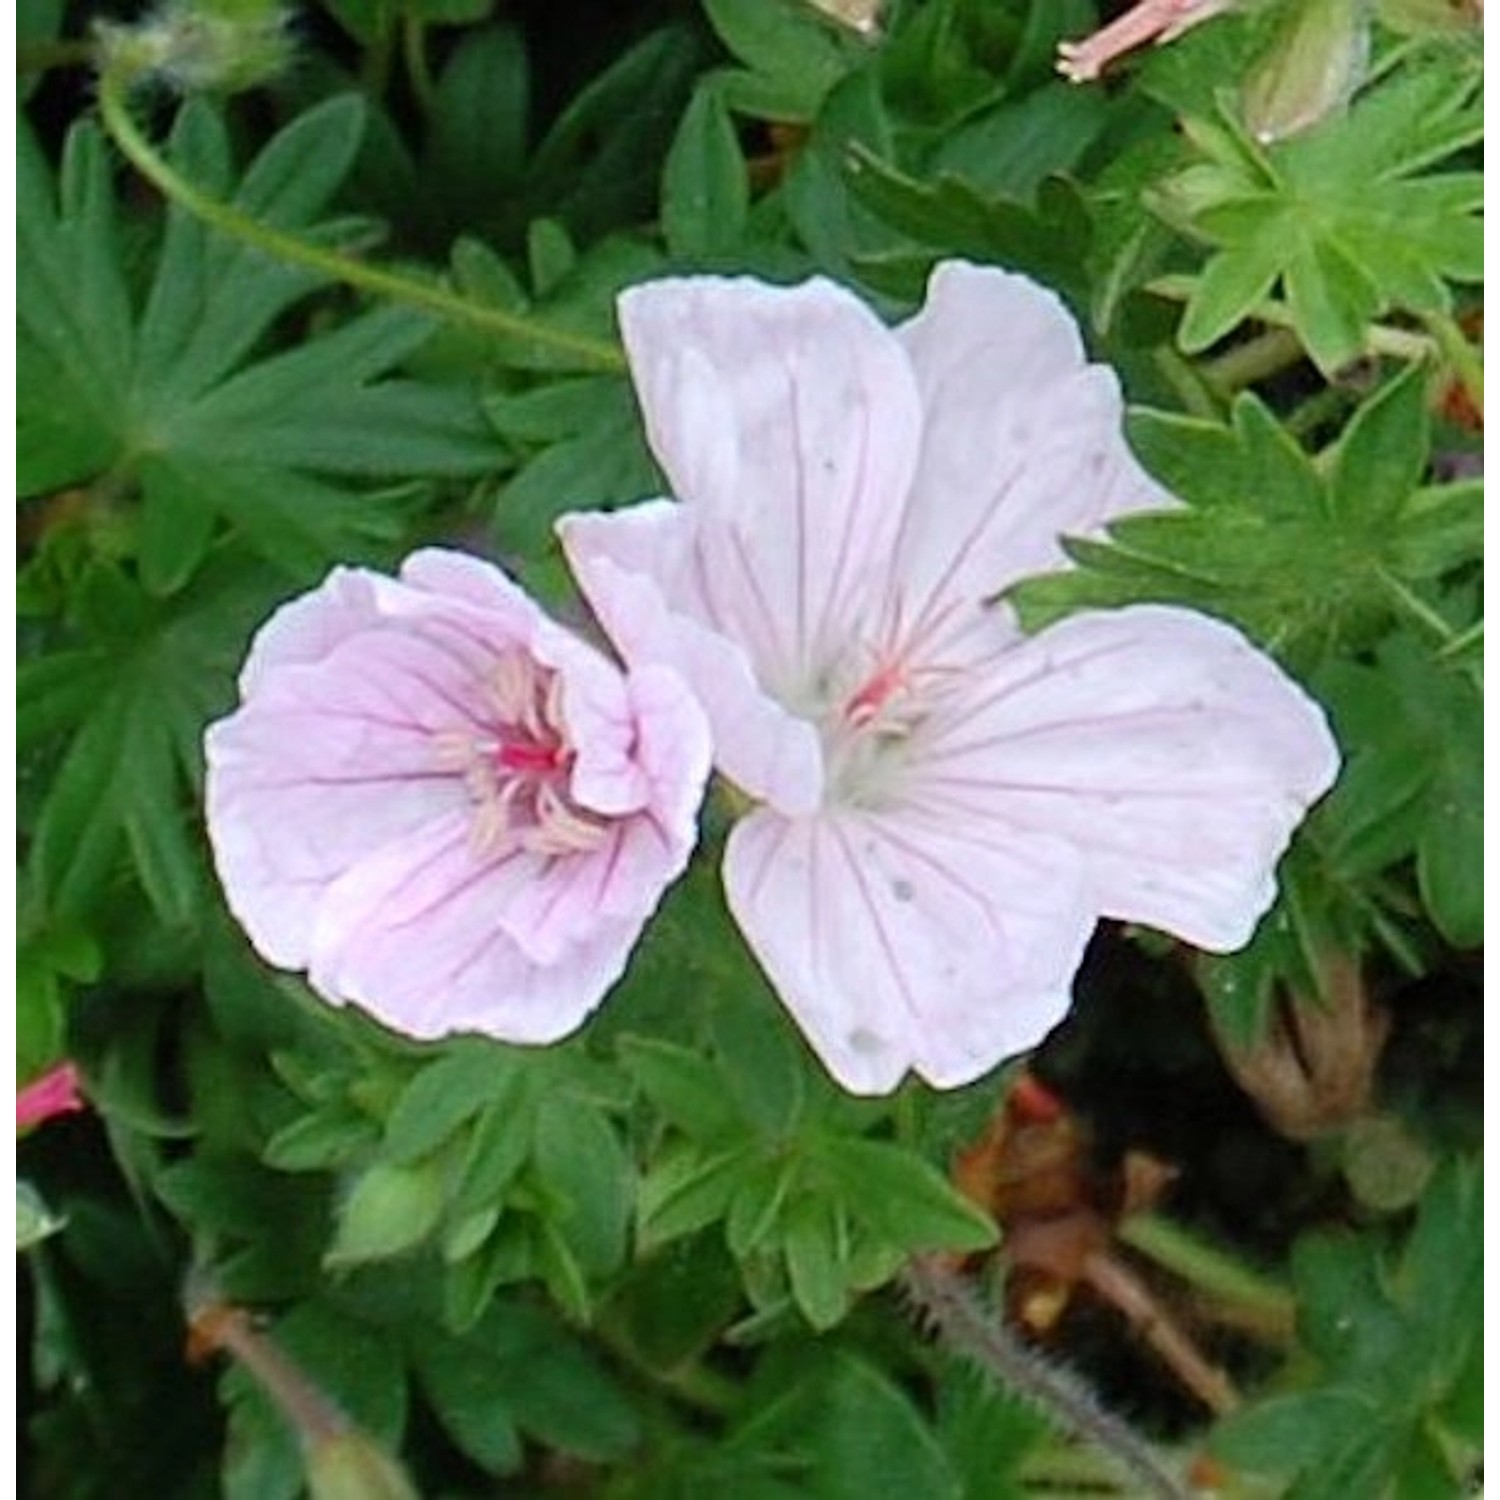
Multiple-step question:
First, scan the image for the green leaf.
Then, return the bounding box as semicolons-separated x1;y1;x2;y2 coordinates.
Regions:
639;1144;754;1247
20;101;500;590
22;559;285;923
783;1195;850;1330
750;1352;964;1499
662;82;751;259
820;1136;998;1254
620;1037;748;1143
411;1333;525;1475
1010;381;1461;666
703;0;860;122
326;1160;448;1267
383;1043;521;1164
1158;54;1482;366
532;1094;633;1275
482;1302;642;1460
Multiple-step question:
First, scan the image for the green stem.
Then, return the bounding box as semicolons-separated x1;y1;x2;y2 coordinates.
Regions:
901;1257;1191;1500
1152;346;1223;420
401;16;438;117
18;38;96;73
95;63;625;372
1436;616;1481;661
1374;569;1459;647
1201;326;1307;394
1149;275;1434;365
1421;309;1483;414
1116;1214;1296;1344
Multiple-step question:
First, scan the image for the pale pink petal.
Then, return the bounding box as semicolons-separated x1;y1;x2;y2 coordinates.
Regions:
892;262;1175;629
239;566;382;693
398;547;544;634
910;605;1340;951
618;275;925;682
307;812;664;1043
723;808;1095;1094
560;503;824;815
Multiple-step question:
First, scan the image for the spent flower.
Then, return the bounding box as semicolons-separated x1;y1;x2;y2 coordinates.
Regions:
205;549;711;1044
561;263;1339;1094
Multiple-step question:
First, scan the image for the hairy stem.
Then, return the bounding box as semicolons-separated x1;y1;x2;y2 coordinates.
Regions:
94;62;625;373
900;1256;1191;1500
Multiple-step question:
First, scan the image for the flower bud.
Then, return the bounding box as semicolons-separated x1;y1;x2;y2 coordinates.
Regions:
1241;0;1371;144
96;2;292;95
306;1431;420;1500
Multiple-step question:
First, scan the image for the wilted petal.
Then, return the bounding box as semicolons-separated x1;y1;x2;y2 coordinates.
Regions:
560;503;824;815
618;276;925;682
893;262;1174;626
912;605;1340;951
723;808;1095;1094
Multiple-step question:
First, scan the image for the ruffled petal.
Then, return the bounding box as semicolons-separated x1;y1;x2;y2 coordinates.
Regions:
911;605;1341;951
238;566;382;693
892;262;1175;626
560;503;824;815
618;275;925;682
307;812;656;1043
205;618;498;968
723;808;1095;1095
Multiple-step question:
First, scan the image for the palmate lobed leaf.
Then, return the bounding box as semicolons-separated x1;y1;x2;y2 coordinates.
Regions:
1212;1159;1481;1495
18;96;502;595
1160;55;1481;368
19;557;289;926
1007;369;1479;667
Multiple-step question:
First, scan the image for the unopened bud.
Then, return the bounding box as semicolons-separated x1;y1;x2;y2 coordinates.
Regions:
307;1430;420;1500
96;2;292;95
1211;955;1389;1141
1241;0;1371;144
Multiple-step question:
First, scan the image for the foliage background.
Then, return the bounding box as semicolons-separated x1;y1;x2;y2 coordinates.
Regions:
18;0;1481;1495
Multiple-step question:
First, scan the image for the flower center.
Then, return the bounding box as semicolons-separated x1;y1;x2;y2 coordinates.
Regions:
434;651;610;858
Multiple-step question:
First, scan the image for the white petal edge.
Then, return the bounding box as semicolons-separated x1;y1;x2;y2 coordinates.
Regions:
723;808;1096;1094
910;604;1341;952
559;503;825;815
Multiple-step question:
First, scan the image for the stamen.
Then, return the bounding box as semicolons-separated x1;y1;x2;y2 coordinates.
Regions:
525;784;610;855
487;652;538;728
432;730;479;773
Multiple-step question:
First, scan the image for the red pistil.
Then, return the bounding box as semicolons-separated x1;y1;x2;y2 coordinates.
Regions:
496;739;569;775
844;661;908;728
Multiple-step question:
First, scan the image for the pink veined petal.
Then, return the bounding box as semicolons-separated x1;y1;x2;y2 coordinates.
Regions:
911;604;1341;952
723;807;1095;1095
238;566;382;693
205;619;496;969
306;812;653;1044
618;275;925;682
398;547;546;636
559;504;824;815
892;261;1176;630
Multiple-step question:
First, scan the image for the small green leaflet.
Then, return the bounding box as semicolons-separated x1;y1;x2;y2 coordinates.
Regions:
1157;54;1481;370
19;97;501;594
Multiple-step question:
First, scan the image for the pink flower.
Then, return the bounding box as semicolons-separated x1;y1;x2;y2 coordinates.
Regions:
17;1062;85;1132
560;263;1339;1095
205;549;711;1043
